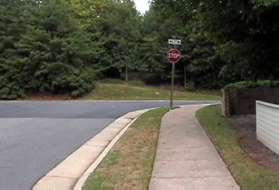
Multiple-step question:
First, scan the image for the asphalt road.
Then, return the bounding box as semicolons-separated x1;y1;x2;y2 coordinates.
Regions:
0;100;214;190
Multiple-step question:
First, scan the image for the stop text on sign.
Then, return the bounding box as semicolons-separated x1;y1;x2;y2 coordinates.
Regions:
168;49;182;64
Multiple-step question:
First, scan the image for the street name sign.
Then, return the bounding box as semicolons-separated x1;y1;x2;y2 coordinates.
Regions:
168;39;182;46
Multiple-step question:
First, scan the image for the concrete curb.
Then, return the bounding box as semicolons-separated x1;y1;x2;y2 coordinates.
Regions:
33;109;151;190
73;108;152;190
0;100;220;104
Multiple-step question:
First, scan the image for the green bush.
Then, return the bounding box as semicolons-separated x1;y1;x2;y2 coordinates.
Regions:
0;78;25;100
224;80;279;90
48;69;96;98
31;63;96;97
0;66;96;99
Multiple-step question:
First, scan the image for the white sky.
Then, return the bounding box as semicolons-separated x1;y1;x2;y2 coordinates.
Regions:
134;0;150;14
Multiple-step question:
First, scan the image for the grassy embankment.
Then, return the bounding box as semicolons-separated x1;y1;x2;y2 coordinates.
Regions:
84;79;220;100
196;105;279;190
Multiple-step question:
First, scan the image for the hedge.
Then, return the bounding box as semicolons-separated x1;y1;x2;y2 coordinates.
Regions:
224;80;279;90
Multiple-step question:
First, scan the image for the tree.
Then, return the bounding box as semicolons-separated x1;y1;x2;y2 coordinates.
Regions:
142;0;279;88
184;0;279;80
0;0;101;99
0;0;35;99
91;0;142;80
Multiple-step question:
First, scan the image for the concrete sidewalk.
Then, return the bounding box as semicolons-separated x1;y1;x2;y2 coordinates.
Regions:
149;106;239;190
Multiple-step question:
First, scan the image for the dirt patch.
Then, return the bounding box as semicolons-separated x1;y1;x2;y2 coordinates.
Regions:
229;115;279;171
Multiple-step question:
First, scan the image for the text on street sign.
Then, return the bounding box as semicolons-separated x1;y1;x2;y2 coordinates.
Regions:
168;39;182;45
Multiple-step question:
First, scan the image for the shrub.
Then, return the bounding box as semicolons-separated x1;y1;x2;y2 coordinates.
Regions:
224;80;279;90
0;79;25;100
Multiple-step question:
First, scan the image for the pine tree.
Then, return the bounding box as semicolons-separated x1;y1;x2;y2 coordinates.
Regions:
0;0;34;99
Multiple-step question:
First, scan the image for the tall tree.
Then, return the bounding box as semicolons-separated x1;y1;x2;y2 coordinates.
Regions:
91;0;142;80
0;0;34;99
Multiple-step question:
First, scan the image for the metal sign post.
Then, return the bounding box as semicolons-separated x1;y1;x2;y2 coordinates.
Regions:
170;62;176;109
167;48;182;110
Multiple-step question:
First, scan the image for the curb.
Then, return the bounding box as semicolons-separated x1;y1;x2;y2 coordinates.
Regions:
33;109;151;190
73;109;151;190
0;100;220;104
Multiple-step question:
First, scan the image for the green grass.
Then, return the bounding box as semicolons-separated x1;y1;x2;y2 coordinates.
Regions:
196;105;279;190
83;79;220;100
83;108;168;190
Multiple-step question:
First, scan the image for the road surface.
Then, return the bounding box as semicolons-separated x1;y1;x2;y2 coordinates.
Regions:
0;100;213;190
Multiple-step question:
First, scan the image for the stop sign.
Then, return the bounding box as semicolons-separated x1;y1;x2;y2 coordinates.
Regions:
168;49;182;64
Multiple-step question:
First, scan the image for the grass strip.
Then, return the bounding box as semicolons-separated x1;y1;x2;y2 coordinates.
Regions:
83;108;168;190
196;105;279;190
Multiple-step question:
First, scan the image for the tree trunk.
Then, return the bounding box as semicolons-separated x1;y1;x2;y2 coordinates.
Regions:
125;63;128;82
184;65;187;89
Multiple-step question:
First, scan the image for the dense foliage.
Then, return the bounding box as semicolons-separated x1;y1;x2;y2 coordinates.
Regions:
0;0;98;99
144;0;279;88
0;0;279;99
0;0;140;99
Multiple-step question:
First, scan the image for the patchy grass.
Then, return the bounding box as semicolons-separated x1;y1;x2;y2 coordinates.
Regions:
83;108;168;190
83;79;220;100
196;105;279;190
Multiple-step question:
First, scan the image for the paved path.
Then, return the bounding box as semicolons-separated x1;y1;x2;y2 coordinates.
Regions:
0;100;214;190
150;106;239;190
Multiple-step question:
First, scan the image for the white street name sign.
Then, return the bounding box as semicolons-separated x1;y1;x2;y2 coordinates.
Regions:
168;39;182;45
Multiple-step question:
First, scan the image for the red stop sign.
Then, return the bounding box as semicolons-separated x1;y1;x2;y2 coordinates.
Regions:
168;49;182;64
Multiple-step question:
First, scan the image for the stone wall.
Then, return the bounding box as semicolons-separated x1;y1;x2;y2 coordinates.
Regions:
222;87;279;117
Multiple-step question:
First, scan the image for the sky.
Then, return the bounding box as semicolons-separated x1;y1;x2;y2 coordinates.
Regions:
134;0;150;14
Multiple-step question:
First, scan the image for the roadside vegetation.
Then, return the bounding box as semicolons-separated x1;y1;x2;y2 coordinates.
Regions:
84;80;220;100
224;80;279;90
2;0;278;100
83;108;168;190
196;105;279;190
